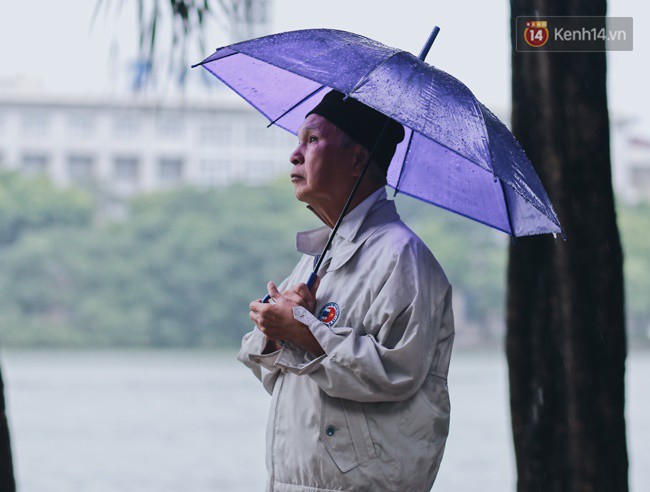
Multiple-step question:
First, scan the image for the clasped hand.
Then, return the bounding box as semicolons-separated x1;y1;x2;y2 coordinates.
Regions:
249;277;324;356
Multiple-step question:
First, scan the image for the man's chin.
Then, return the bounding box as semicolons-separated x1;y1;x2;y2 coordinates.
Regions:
294;190;309;204
292;183;308;202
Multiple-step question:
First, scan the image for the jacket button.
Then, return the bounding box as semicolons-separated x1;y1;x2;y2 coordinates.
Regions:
325;425;335;436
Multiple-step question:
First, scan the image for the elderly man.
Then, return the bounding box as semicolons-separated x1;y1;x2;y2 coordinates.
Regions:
238;90;455;492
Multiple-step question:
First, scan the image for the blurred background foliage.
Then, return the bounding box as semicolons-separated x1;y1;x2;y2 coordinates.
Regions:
0;170;646;348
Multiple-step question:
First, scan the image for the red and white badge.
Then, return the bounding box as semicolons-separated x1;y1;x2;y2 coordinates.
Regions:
318;302;340;327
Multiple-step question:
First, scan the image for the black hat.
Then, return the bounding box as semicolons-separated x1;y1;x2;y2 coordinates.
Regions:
306;90;405;174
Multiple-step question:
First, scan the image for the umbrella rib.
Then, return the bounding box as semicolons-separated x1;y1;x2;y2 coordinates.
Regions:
392;129;416;197
497;177;515;236
200;64;275;122
393;149;562;236
475;103;562;234
347;51;403;97
388;186;513;236
266;84;327;128
394;126;496;183
499;178;565;237
191;49;238;68
416;112;563;233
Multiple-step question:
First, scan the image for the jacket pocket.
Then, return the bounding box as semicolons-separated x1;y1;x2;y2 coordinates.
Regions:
320;392;377;473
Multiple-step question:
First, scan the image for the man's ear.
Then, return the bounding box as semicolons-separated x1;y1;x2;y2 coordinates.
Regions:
351;144;370;177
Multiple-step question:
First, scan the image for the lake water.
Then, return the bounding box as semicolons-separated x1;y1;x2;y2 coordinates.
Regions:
1;349;647;491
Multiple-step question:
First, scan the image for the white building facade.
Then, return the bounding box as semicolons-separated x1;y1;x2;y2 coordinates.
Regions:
0;91;648;204
0;91;296;197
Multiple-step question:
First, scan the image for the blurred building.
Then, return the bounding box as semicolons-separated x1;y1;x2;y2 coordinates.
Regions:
0;89;648;205
0;0;284;198
625;137;650;202
0;90;295;197
612;128;650;204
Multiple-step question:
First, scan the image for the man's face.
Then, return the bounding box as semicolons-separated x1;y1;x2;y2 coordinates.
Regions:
289;114;357;209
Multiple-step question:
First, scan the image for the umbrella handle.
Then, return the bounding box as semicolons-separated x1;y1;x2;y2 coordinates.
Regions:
260;271;319;304
306;271;319;290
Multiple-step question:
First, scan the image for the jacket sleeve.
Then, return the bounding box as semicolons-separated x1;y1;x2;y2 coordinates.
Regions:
236;271;298;395
273;241;452;403
237;327;283;395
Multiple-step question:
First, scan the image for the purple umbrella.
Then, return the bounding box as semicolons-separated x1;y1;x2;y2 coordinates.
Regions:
193;27;564;294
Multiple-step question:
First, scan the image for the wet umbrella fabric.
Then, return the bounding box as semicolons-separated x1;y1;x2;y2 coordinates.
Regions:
193;28;563;239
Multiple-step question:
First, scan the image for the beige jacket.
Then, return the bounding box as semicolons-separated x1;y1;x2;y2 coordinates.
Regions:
238;187;455;491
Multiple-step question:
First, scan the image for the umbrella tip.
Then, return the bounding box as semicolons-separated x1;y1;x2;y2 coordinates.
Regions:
418;26;441;62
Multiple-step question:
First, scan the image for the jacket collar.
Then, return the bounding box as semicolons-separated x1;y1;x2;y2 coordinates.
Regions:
296;187;400;271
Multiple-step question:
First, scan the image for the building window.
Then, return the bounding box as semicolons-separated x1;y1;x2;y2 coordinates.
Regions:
199;118;231;146
156;114;185;138
113;112;140;138
158;157;183;184
68;155;95;183
246;125;276;147
245;159;271;184
21;153;49;176
199;157;231;185
68;112;96;138
113;156;139;183
22;113;50;138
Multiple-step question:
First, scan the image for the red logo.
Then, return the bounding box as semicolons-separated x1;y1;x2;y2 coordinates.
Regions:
524;20;549;48
318;302;340;327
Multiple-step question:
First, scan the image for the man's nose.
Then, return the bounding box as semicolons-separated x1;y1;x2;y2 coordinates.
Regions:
290;147;303;165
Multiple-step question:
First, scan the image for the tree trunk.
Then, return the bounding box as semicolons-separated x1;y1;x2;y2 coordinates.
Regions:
0;365;15;491
507;1;628;491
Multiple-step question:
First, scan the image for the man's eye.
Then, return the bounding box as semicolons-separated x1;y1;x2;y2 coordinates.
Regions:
308;135;318;143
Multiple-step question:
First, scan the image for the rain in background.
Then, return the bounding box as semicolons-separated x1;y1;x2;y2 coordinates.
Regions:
0;1;648;491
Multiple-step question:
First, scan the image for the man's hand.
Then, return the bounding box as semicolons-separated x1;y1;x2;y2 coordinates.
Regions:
249;278;325;357
249;281;304;341
281;277;321;314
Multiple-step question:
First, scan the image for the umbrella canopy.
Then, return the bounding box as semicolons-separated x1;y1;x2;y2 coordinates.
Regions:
193;28;563;238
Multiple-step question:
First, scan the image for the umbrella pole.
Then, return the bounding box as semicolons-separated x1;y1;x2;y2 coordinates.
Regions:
393;26;440;199
262;26;441;303
309;24;443;286
307;119;393;281
312;22;440;284
261;119;392;304
418;26;440;61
